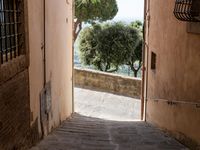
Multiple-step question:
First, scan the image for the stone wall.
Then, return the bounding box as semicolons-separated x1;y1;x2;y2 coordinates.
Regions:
0;69;32;150
74;68;141;99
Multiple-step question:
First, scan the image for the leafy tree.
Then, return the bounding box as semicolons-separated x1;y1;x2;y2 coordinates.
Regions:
127;38;143;77
74;0;118;41
127;20;143;77
79;22;141;73
130;20;143;32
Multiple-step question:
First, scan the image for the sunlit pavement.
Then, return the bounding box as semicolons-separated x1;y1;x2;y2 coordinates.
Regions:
30;88;188;150
74;87;141;121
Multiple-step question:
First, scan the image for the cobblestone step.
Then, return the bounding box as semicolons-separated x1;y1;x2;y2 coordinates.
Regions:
30;113;188;150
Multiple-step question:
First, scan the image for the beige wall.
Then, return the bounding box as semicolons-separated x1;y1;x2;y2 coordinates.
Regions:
74;68;141;98
28;0;44;135
45;0;73;128
145;0;200;148
28;0;73;137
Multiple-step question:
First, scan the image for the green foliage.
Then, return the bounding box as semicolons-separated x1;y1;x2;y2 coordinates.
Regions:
130;20;142;29
75;0;118;23
127;20;143;77
74;0;118;41
130;20;143;34
79;22;142;75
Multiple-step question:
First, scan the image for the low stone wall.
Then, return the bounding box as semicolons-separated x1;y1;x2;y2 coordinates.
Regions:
74;67;141;99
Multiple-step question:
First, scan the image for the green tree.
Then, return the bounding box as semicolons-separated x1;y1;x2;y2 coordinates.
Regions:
127;38;143;77
127;20;143;77
79;22;141;74
74;0;118;41
130;20;143;32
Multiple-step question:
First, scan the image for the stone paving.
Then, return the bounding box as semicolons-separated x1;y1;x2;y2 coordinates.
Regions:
74;88;141;121
30;88;188;150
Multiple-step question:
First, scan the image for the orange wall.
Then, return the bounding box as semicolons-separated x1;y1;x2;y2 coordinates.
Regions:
28;0;73;136
145;0;200;148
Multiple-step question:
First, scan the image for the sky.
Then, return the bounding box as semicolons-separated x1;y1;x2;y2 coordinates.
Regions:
113;0;144;22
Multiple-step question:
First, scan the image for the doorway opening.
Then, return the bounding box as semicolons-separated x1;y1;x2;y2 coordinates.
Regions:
73;0;145;121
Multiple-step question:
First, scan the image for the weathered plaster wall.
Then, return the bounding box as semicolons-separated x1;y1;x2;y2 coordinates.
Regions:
74;68;141;98
0;0;73;149
45;0;73;128
145;0;200;148
28;0;44;138
28;0;73;145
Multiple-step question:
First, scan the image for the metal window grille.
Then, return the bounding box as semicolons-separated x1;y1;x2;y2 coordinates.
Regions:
174;0;200;22
0;0;24;64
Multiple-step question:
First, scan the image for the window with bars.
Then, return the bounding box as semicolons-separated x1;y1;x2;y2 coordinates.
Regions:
174;0;200;22
0;0;24;64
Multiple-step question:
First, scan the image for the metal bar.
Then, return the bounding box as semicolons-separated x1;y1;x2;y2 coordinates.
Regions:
16;0;23;56
3;0;8;62
13;0;18;57
0;22;22;25
0;0;3;64
11;0;16;58
0;0;24;63
8;0;13;60
147;98;200;106
1;43;23;52
0;33;23;39
174;0;200;22
0;10;21;13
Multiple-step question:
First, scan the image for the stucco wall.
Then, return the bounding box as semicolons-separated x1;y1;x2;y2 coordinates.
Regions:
145;0;200;148
45;0;73;128
28;0;44;137
74;68;141;98
0;0;73;148
28;0;73;144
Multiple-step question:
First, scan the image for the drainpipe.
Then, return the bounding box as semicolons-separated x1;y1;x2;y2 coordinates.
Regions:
40;0;46;138
141;0;147;121
72;0;75;113
144;0;150;122
43;0;46;87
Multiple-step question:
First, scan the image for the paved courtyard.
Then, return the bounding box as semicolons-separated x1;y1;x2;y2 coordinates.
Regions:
30;88;188;150
74;88;141;121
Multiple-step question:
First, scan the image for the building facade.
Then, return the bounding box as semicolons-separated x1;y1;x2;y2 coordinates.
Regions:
0;0;200;149
144;0;200;148
0;0;73;149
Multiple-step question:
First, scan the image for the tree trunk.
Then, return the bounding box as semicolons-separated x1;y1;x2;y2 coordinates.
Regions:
133;70;138;77
74;19;82;42
128;67;130;76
